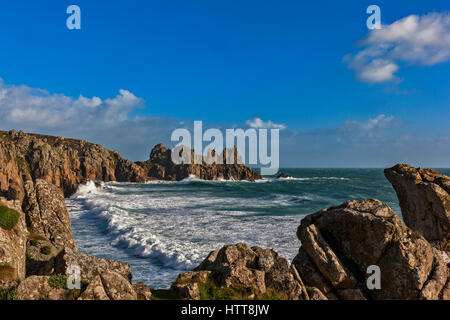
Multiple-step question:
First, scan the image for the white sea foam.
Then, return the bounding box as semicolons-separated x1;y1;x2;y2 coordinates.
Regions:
67;181;306;278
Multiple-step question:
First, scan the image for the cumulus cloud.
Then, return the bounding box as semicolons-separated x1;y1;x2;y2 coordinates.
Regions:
346;11;450;83
245;117;286;130
341;114;395;132
0;78;182;161
0;79;143;127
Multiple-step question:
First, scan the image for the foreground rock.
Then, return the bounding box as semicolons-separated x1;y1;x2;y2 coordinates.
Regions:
79;271;138;300
54;249;132;283
385;164;450;245
0;198;28;281
17;276;69;300
172;243;309;300
23;179;77;251
293;199;449;300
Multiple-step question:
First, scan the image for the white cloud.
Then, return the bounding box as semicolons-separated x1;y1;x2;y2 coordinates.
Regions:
341;114;395;132
0;79;143;127
346;11;450;83
245;117;286;130
0;78;181;161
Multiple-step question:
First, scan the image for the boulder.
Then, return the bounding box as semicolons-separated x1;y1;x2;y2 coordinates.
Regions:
171;283;201;300
384;164;450;243
100;271;137;300
78;272;137;300
78;275;110;300
54;249;132;283
294;199;448;300
23;179;77;251
133;282;152;300
175;243;309;300
17;276;68;300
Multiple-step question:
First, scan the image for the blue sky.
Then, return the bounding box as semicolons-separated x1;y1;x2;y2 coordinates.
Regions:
0;0;449;167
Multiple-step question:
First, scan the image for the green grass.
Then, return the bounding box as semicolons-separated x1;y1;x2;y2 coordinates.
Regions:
151;289;179;300
29;239;39;247
0;286;18;300
197;278;254;300
48;275;68;290
173;275;288;300
25;251;34;262
40;246;52;255
0;206;20;230
28;233;47;241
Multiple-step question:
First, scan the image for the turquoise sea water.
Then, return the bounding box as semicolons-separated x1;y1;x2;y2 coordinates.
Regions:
66;168;450;288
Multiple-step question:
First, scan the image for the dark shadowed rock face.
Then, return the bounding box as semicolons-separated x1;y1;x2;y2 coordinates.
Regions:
173;243;309;300
293;199;449;300
384;164;450;244
138;144;262;182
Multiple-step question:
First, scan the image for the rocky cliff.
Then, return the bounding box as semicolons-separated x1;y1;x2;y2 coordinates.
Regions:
0;130;260;300
0;130;147;200
0;130;261;202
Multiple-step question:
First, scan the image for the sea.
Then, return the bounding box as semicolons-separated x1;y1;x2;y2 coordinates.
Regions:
66;168;450;289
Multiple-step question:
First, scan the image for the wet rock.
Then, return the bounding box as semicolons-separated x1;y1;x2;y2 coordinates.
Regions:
276;172;293;179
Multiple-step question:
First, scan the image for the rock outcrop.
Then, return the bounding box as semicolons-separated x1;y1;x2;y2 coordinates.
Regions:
23;179;77;251
171;243;309;300
78;271;138;300
0;130;147;200
54;249;132;283
17;276;69;300
0;198;28;281
293;199;449;300
384;164;450;245
138;144;261;182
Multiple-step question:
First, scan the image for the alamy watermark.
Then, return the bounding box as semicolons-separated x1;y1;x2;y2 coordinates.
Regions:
66;5;81;30
171;121;279;175
367;5;382;30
